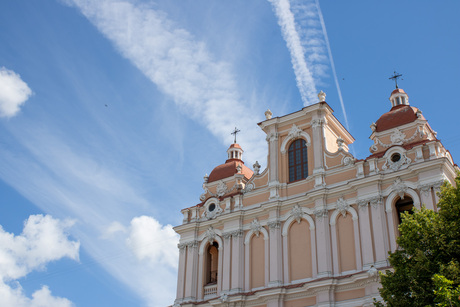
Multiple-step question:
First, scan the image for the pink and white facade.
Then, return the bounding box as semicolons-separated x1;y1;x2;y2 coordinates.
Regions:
173;88;457;307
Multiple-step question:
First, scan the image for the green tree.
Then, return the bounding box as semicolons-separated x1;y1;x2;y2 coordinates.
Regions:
376;176;460;306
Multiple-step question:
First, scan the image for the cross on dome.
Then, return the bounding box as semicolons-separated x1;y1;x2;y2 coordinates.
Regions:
389;71;403;89
231;127;240;144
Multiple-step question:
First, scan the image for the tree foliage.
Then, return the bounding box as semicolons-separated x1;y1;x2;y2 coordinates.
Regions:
376;176;460;306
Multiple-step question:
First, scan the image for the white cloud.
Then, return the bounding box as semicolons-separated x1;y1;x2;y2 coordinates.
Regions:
126;216;179;269
0;215;79;307
0;283;74;307
0;67;32;118
63;0;267;165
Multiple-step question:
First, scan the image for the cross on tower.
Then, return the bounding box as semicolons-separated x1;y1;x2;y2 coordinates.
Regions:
389;71;403;88
231;127;240;144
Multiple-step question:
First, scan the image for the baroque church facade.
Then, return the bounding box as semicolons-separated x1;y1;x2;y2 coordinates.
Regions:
173;87;457;307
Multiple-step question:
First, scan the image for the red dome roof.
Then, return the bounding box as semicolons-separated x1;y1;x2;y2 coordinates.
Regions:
228;143;242;150
208;160;253;183
391;88;406;95
375;105;422;132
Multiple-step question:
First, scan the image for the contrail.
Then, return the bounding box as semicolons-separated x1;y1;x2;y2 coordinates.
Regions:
314;0;350;131
268;0;317;105
270;0;351;132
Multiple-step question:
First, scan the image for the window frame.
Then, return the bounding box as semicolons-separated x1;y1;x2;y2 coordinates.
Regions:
288;138;308;183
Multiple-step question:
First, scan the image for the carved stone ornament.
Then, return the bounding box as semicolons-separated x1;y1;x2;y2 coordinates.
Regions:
265;132;278;143
382;152;412;172
343;156;354;166
367;265;379;282
314;208;328;220
336;197;349;217
216;181;228;197
250;219;262;237
265;109;273;120
268;220;281;229
318;90;326;102
370;126;424;152
205;226;217;243
336;137;345;149
370;122;377;132
220;293;229;303
236;165;242;174
310;119;323;129
393;177;408;199
288;124;302;139
390;129;407;145
291;204;304;224
253;161;261;175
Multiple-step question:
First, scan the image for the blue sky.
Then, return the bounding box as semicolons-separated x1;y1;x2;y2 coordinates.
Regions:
0;1;459;306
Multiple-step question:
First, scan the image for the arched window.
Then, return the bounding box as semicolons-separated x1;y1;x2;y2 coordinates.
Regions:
288;139;308;182
395;196;414;224
206;242;219;284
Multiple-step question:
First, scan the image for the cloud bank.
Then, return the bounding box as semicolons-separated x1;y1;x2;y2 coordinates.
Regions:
0;214;79;307
0;67;32;118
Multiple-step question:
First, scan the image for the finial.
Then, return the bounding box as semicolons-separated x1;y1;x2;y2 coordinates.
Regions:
265;109;272;120
203;173;209;183
253;161;261;175
231;127;240;144
318;91;326;102
389;71;403;88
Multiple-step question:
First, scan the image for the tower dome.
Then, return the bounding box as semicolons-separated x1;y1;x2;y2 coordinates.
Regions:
207;143;253;183
374;88;424;132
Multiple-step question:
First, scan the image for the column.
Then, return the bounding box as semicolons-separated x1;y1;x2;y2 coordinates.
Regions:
184;241;199;301
314;201;332;277
222;234;232;292
231;230;244;293
358;201;374;268
176;244;187;299
268;219;283;287
371;198;390;266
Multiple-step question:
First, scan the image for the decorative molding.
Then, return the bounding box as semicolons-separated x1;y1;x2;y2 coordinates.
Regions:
336;197;350;217
291;204;304;224
310;118;324;129
265;132;278;143
267;220;281;229
314;208;328;220
393;177;408;199
382;151;411;172
205;226;217;243
370;126;424;152
343;156;354;166
216;181;228;197
223;229;243;239
288;124;303;139
250;219;262;237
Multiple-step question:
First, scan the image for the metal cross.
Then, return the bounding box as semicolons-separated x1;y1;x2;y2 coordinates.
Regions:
231;127;241;144
389;71;403;88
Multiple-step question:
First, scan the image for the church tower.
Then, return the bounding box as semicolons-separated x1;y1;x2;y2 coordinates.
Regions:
173;86;456;307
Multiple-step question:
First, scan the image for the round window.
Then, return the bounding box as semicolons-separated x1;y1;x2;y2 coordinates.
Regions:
391;153;401;163
208;203;216;212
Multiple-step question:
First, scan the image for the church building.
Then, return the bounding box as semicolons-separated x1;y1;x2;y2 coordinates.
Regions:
173;86;457;307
